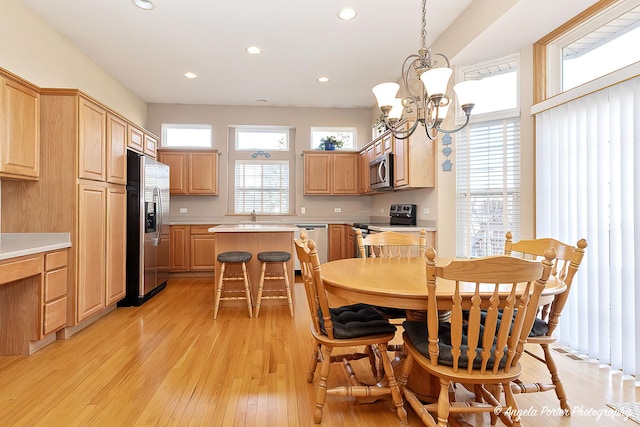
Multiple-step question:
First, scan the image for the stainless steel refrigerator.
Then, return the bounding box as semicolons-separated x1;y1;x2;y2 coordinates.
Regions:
120;150;170;306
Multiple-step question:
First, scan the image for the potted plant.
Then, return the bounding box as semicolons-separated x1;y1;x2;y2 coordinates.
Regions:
317;135;344;151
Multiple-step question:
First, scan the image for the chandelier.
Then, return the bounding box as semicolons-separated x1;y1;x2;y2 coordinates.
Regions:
372;0;478;140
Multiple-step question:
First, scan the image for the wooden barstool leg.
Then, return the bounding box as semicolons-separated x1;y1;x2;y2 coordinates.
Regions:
242;261;253;318
254;261;267;318
282;261;294;317
213;262;226;320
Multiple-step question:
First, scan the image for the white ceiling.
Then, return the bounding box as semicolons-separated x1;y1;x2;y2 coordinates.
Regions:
21;0;598;109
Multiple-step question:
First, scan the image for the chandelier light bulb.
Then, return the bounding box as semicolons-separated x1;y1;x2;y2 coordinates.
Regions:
453;80;480;110
372;82;400;109
420;67;453;99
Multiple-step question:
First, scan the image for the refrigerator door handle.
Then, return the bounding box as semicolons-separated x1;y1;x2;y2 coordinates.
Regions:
157;186;163;244
153;186;161;246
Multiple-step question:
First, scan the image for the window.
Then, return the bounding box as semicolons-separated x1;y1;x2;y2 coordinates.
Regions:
456;56;521;258
161;124;212;148
535;0;640;102
229;126;294;215
558;2;640;93
236;127;289;150
234;161;289;214
310;127;356;150
533;0;640;379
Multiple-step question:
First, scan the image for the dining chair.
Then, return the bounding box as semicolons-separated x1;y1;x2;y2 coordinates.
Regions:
356;228;427;321
504;231;587;415
294;235;407;425
356;228;427;259
399;247;555;427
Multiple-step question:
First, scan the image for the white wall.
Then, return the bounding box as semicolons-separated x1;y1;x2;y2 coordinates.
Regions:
0;0;147;126
146;103;374;223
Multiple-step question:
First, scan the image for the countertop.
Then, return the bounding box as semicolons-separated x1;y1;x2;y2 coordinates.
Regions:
209;224;298;233
0;233;71;261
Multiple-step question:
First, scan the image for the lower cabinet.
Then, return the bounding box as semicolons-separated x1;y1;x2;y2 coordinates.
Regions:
43;250;68;336
328;224;351;261
77;182;126;322
170;224;216;273
190;225;215;271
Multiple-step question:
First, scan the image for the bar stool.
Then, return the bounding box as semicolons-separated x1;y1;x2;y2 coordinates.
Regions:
254;251;294;317
213;251;253;319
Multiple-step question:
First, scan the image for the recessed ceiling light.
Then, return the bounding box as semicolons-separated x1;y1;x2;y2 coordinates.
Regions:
184;72;197;79
246;46;261;55
338;7;357;21
132;0;154;10
256;99;268;104
317;76;330;83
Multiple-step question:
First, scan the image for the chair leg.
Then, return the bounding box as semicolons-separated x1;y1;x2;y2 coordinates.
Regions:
435;378;450;427
503;381;521;427
377;343;408;425
282;261;294;317
213;262;226;319
254;261;267;317
541;343;571;415
307;343;320;383
313;345;332;424
241;261;253;318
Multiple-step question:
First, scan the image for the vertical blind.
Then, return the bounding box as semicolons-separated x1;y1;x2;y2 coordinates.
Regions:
456;118;521;258
234;160;289;214
535;75;640;378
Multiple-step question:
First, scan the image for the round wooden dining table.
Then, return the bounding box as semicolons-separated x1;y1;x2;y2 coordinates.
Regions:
321;256;566;311
320;256;566;402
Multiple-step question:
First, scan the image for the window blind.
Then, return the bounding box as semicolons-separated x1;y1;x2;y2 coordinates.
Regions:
455;118;521;258
536;75;640;378
234;160;289;214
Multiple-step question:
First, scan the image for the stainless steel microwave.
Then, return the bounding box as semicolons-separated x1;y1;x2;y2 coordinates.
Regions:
369;152;394;191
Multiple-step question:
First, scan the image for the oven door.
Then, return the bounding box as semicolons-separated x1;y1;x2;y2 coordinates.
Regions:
369;153;394;191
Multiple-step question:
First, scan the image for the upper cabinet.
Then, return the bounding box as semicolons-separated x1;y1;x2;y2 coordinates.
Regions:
157;149;219;195
392;122;435;189
106;113;127;185
303;151;359;195
0;71;40;179
359;123;435;192
128;124;158;159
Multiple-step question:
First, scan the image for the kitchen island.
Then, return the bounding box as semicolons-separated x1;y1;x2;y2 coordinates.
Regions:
208;224;297;310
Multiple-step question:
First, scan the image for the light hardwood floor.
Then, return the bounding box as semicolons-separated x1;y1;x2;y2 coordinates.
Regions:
0;277;637;426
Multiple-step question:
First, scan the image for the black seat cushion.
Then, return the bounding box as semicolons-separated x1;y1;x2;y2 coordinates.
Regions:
217;251;252;263
373;306;407;319
319;303;397;339
463;310;549;337
257;251;291;263
403;320;507;369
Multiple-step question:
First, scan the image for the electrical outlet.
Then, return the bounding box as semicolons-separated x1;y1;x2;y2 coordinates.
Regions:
334;207;342;213
423;208;429;215
301;207;306;214
179;208;187;213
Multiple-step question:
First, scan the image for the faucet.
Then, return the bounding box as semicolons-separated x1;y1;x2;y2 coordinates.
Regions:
251;209;257;222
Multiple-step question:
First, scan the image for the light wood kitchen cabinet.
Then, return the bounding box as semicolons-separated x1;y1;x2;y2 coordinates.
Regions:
157;150;218;195
303;151;358;195
190;225;215;271
144;133;157;158
78;97;107;182
1;89;143;332
77;182;126;321
328;224;349;261
0;70;40;179
170;225;190;272
105;186;126;305
43;250;68;336
128;124;144;153
393;122;435;189
77;183;107;321
170;224;216;273
359;145;375;194
107;113;127;185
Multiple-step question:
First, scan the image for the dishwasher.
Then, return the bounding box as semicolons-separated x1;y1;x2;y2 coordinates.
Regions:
294;224;328;271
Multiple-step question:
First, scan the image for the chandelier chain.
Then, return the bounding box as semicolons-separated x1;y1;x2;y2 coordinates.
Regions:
421;0;427;51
